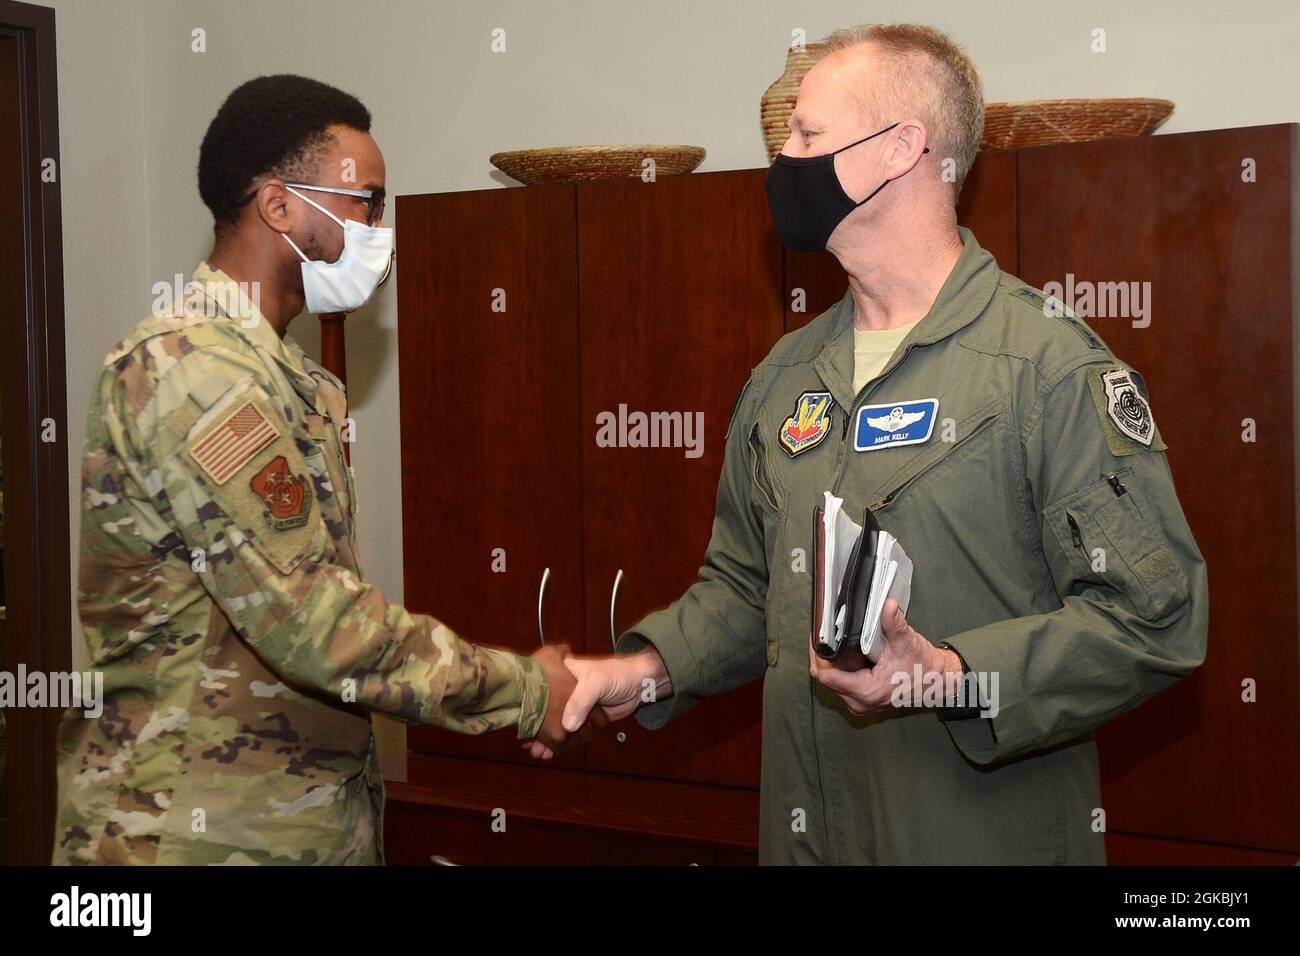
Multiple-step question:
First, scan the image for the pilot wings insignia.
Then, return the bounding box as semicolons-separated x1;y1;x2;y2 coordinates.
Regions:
866;407;926;433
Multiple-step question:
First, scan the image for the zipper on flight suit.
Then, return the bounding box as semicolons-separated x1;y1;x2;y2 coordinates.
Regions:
749;423;782;512
862;411;1000;513
831;343;919;496
1066;513;1084;549
816;339;917;865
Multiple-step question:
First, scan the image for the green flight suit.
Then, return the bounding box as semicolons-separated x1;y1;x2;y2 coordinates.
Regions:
620;227;1208;865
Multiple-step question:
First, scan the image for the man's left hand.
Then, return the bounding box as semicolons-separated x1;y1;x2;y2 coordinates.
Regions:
810;597;962;715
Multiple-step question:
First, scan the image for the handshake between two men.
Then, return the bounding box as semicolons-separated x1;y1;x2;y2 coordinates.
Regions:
522;644;671;759
522;596;949;758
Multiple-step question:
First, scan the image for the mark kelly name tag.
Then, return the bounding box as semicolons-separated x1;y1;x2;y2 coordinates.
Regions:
853;398;939;452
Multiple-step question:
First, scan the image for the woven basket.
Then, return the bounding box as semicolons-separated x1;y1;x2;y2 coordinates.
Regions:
490;145;706;185
759;40;1174;158
760;43;829;161
982;98;1173;150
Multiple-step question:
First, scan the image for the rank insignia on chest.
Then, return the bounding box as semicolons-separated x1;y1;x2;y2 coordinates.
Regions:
250;455;313;529
853;398;939;451
779;391;834;457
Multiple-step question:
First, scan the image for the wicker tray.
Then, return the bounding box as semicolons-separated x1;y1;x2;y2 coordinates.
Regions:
981;98;1173;150
490;145;706;185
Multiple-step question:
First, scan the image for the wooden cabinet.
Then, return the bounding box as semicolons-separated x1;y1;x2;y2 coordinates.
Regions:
576;170;777;785
396;185;586;768
390;128;1300;865
396;171;781;791
1015;124;1300;858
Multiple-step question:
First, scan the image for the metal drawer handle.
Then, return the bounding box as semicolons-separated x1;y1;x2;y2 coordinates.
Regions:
609;569;624;651
537;567;551;646
430;854;458;866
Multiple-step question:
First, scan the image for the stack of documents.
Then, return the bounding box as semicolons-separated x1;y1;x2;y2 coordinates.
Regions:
812;491;913;668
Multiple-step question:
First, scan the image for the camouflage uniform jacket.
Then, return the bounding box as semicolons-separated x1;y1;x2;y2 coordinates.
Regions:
54;262;547;865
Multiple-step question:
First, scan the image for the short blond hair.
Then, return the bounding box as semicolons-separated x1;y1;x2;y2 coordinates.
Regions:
821;23;984;194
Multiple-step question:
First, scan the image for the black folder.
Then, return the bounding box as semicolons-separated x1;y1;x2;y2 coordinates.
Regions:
811;504;881;670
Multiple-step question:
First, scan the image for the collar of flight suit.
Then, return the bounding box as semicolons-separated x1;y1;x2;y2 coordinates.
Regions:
190;261;325;413
810;226;1001;411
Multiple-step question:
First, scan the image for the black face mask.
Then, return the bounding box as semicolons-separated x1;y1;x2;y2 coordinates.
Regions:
765;122;928;252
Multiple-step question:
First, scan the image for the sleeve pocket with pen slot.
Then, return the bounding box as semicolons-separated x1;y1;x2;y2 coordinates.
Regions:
1044;467;1190;621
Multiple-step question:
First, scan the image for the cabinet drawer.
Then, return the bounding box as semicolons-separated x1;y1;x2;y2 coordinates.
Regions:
385;802;716;866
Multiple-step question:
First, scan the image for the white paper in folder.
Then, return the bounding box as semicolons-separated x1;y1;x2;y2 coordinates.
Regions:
814;491;914;664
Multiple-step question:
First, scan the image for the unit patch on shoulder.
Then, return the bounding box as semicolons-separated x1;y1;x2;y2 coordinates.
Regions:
188;399;280;485
249;455;313;530
779;390;833;457
1087;366;1165;455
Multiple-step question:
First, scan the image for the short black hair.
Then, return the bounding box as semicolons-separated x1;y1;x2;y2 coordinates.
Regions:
198;74;371;230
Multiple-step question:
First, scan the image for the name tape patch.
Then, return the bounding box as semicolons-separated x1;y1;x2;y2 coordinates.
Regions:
853;398;939;452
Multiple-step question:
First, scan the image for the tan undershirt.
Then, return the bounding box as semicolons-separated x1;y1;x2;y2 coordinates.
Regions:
852;320;921;395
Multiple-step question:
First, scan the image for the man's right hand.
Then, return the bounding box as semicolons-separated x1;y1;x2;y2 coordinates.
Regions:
528;644;607;757
523;647;671;761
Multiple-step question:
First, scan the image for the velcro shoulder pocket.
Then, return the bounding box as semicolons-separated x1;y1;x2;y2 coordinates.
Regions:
1044;468;1188;620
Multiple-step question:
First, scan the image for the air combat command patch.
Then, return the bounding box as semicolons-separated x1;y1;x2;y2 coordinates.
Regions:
779;390;833;457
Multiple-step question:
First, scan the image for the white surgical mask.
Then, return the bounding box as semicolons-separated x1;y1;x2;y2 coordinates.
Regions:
282;185;394;314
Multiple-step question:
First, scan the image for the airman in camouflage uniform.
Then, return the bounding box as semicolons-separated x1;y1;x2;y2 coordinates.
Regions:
54;264;549;864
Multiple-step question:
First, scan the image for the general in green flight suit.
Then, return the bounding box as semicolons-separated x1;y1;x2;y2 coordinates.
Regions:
554;24;1208;864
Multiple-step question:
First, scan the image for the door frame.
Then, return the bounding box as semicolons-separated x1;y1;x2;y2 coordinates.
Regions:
0;0;70;865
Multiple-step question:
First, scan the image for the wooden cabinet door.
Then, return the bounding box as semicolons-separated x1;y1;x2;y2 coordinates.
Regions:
1017;125;1299;855
783;149;1018;331
576;169;783;787
396;185;587;766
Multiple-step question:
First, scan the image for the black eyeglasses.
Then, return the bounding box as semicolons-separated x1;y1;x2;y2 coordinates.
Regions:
237;181;387;226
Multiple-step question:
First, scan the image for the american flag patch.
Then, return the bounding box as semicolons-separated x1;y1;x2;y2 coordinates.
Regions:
188;400;280;485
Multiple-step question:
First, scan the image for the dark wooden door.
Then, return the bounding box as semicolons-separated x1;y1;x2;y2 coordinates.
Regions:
577;169;782;787
0;7;71;866
396;184;587;766
1017;124;1299;856
783;149;1019;331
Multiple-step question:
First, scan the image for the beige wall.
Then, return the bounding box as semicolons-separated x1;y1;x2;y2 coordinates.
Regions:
48;0;1300;675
